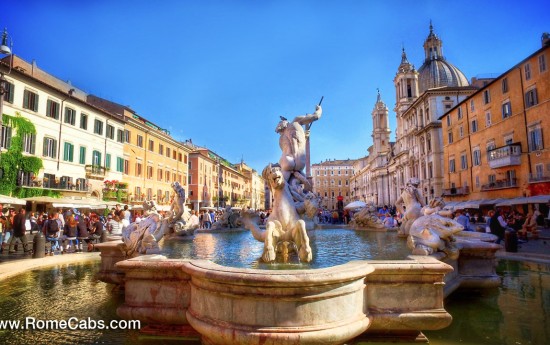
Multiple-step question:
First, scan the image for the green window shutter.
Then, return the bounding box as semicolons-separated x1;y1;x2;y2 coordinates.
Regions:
5;127;11;149
6;82;14;103
52;139;57;158
63;142;69;161
116;157;124;172
34;93;39;112
79;146;86;165
106;153;111;169
23;90;29;109
30;134;36;154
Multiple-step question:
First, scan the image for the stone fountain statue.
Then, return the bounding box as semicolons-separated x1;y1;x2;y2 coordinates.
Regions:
348;202;385;229
211;206;241;229
121;200;169;256
407;197;464;258
168;181;197;237
241;103;322;263
395;177;425;237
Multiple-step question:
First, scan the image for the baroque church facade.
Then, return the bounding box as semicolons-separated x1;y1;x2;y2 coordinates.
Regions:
351;24;477;206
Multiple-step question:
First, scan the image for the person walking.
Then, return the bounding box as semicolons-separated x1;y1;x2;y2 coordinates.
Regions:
9;208;30;254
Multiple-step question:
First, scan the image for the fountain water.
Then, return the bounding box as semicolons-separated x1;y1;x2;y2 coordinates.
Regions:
95;102;501;344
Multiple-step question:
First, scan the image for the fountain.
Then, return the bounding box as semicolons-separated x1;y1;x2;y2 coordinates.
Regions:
95;102;501;344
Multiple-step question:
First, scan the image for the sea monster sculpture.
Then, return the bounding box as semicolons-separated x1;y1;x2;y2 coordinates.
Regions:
395;177;426;237
121;200;169;256
407;197;464;259
348;202;385;229
241;164;312;263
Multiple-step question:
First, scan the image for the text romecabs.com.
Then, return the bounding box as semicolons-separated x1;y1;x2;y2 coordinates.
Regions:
0;317;141;330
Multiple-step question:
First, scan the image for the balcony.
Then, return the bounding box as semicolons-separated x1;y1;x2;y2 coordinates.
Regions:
85;165;107;179
529;174;550;183
22;179;89;192
487;143;521;169
481;178;518;191
442;186;470;196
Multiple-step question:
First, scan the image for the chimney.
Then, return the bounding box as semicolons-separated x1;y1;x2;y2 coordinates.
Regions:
542;32;550;47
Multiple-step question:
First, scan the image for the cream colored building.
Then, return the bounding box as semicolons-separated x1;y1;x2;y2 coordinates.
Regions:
1;56;124;203
234;161;265;210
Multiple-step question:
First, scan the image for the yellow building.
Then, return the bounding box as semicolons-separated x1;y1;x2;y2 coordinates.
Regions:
87;96;191;208
441;35;550;201
311;159;354;210
234;161;266;210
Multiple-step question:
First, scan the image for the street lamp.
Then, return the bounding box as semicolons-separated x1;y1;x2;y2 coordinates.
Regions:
0;28;14;164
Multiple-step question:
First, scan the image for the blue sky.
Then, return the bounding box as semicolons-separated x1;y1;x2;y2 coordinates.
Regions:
2;0;549;172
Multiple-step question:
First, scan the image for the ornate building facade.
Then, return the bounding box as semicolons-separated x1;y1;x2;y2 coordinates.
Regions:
441;35;550;200
311;159;354;210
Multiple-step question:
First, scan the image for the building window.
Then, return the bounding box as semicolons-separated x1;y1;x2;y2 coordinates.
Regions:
470;99;475;112
106;124;115;140
457;107;462;120
2;81;14;103
524;63;531;80
93;119;103;135
502;101;512;118
539;54;547;72
147;166;153;179
1;125;12;149
80;113;88;130
471;119;478;133
117;129;124;143
123;159;129;174
483;90;491;104
460;153;468;170
63;142;74;162
22;133;36;154
449;159;455;173
427;135;432;152
485;112;492;127
148;139;154;151
157;168;162;181
124;130;131;143
459;126;464;138
23;90;39;112
105;153;111;169
92;150;102;167
137;135;143;147
448;131;453;144
42;137;57;158
473;149;481;166
165;170;170;182
166;147;171;158
136;162;142;177
159;144;164;155
528;127;543;151
475;175;480;188
79;146;86;164
488;174;496;184
46;99;60;119
525;88;538;108
135;186;141;200
64;107;76;125
535;164;544;179
428;162;433;179
147;188;152;200
501;78;508;93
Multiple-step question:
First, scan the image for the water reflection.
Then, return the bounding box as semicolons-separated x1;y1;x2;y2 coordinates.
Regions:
0;257;549;344
160;229;409;269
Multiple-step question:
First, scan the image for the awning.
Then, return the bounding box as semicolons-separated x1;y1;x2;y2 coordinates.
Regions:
0;194;27;206
527;195;550;204
344;201;367;210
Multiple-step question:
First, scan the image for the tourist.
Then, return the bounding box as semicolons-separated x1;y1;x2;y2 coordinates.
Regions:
203;211;212;229
383;214;396;228
189;211;200;228
76;216;90;252
123;205;131;223
0;203;6;253
106;214;123;236
519;211;537;241
8;208;30;254
489;209;506;244
454;210;472;231
44;212;63;254
61;215;79;253
88;215;104;249
134;211;142;223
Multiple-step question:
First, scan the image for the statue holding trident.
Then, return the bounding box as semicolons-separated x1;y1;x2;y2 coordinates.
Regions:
276;97;323;186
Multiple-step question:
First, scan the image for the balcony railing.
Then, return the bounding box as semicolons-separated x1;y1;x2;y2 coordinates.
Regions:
442;186;470;196
487;143;521;169
85;165;106;179
529;174;550;183
481;178;518;191
21;180;89;192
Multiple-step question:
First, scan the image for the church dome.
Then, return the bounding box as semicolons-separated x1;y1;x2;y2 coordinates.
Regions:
417;23;469;93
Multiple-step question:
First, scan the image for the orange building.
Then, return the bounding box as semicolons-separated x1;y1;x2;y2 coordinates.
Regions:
441;35;550;201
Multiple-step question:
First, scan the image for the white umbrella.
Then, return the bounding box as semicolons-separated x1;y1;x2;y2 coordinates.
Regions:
344;201;367;210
